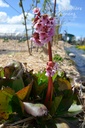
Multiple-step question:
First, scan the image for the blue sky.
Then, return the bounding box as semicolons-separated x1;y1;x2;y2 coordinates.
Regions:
0;0;85;39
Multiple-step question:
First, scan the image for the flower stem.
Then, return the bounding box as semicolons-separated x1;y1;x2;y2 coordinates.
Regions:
45;42;53;109
48;42;52;61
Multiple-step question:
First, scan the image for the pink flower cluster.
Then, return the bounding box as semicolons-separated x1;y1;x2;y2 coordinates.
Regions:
45;61;58;77
31;8;56;46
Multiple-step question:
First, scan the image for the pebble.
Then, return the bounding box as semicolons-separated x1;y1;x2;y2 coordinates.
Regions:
69;53;76;58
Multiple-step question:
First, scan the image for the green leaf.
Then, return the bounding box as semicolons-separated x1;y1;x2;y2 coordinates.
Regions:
36;71;48;86
57;77;71;91
50;96;63;115
0;67;4;77
0;87;15;119
16;80;33;100
32;72;48;96
0;78;24;92
11;94;24;116
56;90;74;115
0;87;24;120
53;54;63;62
11;78;24;92
53;76;72;95
52;72;58;82
54;76;74;115
68;103;82;115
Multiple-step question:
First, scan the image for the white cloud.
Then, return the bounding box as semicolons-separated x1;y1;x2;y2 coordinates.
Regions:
0;12;8;22
7;14;24;24
58;0;73;11
7;13;33;24
52;0;74;11
0;11;33;34
0;24;32;34
0;0;9;7
0;12;33;24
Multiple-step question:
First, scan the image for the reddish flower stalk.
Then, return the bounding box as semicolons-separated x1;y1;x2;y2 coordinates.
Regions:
45;42;53;108
48;42;52;61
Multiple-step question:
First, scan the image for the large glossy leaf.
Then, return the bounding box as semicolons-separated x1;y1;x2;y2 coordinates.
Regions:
0;87;15;119
10;78;24;92
53;77;73;114
68;103;83;115
57;77;71;91
0;78;24;92
53;77;72;97
0;87;24;120
11;94;24;116
34;83;47;96
0;67;4;78
50;95;63;115
16;80;33;100
56;90;74;115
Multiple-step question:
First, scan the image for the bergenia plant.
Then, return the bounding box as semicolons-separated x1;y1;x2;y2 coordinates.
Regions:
31;7;58;109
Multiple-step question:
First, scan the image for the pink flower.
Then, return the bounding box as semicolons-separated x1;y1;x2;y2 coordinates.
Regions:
40;14;49;25
33;32;39;39
39;32;47;40
45;61;58;77
41;25;48;33
33;8;40;15
31;32;44;46
34;22;43;32
31;8;56;46
48;27;55;37
39;32;50;44
49;17;56;26
30;37;43;46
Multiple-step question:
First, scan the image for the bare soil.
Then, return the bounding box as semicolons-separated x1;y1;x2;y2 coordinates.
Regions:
0;39;80;85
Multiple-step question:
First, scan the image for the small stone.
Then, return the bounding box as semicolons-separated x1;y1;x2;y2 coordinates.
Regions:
69;53;76;58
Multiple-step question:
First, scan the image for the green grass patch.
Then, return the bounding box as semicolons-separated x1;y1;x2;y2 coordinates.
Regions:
53;54;63;62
